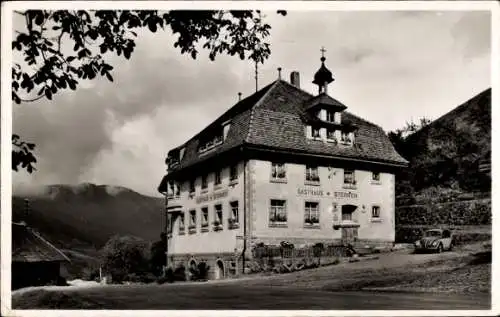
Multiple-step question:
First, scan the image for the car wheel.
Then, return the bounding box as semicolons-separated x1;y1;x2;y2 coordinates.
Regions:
437;244;443;253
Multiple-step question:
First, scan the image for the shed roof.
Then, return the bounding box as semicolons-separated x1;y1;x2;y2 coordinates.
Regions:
12;222;71;263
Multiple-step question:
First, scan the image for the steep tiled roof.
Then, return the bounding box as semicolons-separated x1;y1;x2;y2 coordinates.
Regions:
167;79;408;174
12;222;70;263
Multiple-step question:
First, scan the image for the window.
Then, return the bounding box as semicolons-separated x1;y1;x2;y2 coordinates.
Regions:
271;162;286;180
312;127;321;138
201;174;208;189
179;213;185;231
343;169;356;185
189;209;196;229
199;130;224;153
305;165;320;182
201;207;209;227
326;111;335;122
372;206;380;218
230;164;238;181
327;129;336;141
214;169;222;186
229;201;239;228
213;204;223;228
189;179;195;193
372;172;380;182
304;202;320;225
341;131;352;144
269;199;287;225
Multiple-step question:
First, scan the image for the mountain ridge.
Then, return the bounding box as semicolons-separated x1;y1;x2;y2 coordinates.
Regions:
12;182;165;250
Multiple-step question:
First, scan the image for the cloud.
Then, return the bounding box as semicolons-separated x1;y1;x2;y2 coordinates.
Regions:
12;10;491;196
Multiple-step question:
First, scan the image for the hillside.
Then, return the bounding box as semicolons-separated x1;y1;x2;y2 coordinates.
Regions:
393;88;491;201
12;183;165;250
392;88;491;243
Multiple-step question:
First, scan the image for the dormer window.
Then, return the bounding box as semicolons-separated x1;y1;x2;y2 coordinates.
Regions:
327;128;336;142
326;110;335;123
312;127;321;139
341;131;352;145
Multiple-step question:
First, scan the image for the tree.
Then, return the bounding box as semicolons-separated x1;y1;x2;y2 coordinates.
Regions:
149;232;167;277
12;10;287;172
100;235;150;283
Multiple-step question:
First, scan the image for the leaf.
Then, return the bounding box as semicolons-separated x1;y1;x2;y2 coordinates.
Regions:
148;21;157;33
105;72;113;82
67;56;76;62
35;13;44;26
45;88;52;100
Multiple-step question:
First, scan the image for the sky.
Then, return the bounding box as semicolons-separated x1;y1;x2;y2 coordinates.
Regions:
11;9;492;197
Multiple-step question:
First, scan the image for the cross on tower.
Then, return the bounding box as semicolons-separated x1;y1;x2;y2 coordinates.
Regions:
320;46;327;58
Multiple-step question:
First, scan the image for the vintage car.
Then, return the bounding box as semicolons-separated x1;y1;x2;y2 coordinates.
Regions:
414;229;453;253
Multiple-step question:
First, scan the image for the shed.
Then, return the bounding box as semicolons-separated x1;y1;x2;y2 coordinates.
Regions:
12;222;71;290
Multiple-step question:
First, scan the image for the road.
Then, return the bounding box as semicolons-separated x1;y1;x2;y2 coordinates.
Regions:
16;282;488;310
11;245;491;310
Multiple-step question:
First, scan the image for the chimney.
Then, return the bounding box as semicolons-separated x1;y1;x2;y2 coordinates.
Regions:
290;71;300;88
238;92;242;101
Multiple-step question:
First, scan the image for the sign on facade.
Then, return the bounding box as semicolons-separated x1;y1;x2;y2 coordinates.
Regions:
196;189;229;204
297;187;358;199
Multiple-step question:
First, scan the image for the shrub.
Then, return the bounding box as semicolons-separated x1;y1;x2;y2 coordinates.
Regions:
173;264;186;281
99;235;150;283
81;267;100;281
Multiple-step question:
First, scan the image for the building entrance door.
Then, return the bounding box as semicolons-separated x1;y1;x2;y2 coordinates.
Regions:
340;204;359;245
341;227;358;245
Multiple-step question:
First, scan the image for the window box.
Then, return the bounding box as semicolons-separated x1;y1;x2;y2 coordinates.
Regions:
212;221;223;231
228;218;239;229
370;180;382;185
229;179;238;186
189;192;195;198
304;180;321;186
304;224;321;229
342;183;357;189
269;222;288;228
214;184;223;191
270;178;288;184
371;218;383;223
188;225;197;234
201;225;209;233
201;188;208;194
178;228;185;235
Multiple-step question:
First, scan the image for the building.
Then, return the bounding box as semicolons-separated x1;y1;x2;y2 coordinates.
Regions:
158;53;408;279
12;221;71;290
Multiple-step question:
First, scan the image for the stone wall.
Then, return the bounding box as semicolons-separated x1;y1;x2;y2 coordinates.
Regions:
395;198;491;244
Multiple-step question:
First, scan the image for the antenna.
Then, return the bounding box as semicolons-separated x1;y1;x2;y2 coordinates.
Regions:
254;61;259;92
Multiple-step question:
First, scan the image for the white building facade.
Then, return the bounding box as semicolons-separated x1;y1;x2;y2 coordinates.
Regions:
158;56;407;279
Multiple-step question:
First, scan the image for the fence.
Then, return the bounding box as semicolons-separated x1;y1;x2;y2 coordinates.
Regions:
252;244;348;260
